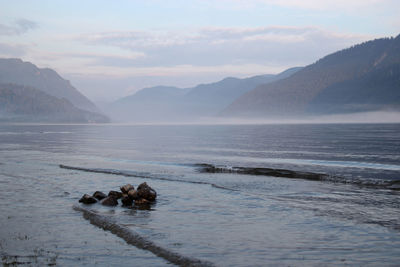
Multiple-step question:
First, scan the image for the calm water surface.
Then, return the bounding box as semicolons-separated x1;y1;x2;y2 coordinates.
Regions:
0;123;399;266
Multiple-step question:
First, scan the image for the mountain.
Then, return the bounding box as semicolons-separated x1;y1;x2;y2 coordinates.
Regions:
181;67;301;117
107;67;301;122
0;58;99;113
222;35;400;117
307;63;400;114
0;83;109;123
108;86;190;122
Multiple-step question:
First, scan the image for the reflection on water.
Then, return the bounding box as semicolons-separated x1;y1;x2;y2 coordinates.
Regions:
0;123;399;266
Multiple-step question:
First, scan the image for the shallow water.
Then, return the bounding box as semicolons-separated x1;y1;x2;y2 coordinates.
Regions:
0;123;399;266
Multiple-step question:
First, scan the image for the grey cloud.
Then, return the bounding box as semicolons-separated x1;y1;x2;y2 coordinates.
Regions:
0;24;16;35
83;26;322;48
0;43;27;56
15;19;38;32
0;19;38;36
196;26;316;41
80;27;370;68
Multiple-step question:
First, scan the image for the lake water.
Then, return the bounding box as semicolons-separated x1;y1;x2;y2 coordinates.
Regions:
0;123;399;266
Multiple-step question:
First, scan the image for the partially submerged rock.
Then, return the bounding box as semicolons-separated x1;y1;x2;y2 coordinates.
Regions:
93;191;107;200
108;190;123;199
78;182;157;207
121;195;133;206
120;184;134;194
101;196;118;206
127;189;139;200
137;182;157;201
79;194;97;204
135;198;150;205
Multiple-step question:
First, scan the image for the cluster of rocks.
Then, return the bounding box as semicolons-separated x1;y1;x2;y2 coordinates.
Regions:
79;182;157;207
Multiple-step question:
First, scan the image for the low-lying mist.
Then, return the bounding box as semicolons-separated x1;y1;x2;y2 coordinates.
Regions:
105;111;400;125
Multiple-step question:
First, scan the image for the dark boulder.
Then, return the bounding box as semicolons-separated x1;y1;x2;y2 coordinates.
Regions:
137;182;157;201
121;195;133;206
92;191;107;200
101;196;118;206
120;184;134;194
135;198;150;205
108;190;123;199
127;189;140;200
79;194;97;204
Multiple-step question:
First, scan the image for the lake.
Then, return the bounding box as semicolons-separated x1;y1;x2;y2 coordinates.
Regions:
0;123;399;266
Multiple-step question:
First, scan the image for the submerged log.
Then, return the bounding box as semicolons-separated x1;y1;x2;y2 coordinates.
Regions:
196;163;327;181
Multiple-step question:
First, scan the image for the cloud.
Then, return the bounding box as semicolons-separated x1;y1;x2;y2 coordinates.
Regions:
77;26;370;69
213;0;396;11
0;19;38;36
0;43;28;57
270;0;392;10
15;19;38;32
24;24;379;100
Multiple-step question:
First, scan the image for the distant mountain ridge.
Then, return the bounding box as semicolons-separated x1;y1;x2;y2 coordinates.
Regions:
181;69;300;116
108;86;188;122
0;58;99;113
0;58;109;123
222;35;400;117
0;83;109;123
307;63;400;114
107;67;302;122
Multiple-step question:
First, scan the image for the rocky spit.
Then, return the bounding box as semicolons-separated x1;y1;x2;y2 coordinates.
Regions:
79;182;157;207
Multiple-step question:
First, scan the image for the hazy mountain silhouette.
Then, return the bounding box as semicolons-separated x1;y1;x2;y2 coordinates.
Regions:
222;35;400;118
181;67;301;117
307;63;400;114
108;86;189;122
107;67;301;122
0;58;110;123
0;58;99;113
0;83;109;123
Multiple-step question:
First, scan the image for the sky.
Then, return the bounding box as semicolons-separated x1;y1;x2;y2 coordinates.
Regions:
0;0;399;102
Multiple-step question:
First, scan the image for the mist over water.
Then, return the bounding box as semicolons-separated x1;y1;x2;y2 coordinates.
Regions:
104;111;400;125
216;111;400;125
0;123;400;266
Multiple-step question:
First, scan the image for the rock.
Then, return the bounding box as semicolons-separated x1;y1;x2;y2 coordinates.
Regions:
108;190;123;199
79;183;157;208
120;184;134;194
135;198;150;205
127;189;140;200
121;195;133;206
101;196;118;206
137;182;157;201
92;191;107;200
79;194;97;204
